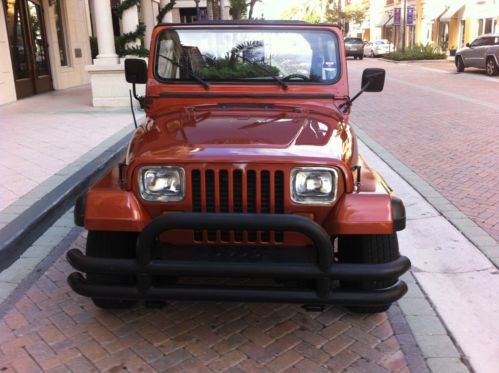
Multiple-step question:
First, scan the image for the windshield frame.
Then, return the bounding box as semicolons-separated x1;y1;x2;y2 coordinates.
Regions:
152;26;343;87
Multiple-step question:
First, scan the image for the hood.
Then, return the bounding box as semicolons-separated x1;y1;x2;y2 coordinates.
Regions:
127;104;356;166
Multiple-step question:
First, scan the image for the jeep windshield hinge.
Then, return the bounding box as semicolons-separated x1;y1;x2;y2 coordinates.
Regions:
352;165;362;191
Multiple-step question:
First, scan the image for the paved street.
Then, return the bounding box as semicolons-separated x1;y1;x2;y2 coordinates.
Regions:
1;133;480;372
0;231;417;372
1;58;497;373
347;58;499;242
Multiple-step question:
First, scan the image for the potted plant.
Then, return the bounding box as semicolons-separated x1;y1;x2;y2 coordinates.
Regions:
449;46;456;56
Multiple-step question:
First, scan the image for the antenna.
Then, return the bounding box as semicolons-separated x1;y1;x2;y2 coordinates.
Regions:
129;90;138;129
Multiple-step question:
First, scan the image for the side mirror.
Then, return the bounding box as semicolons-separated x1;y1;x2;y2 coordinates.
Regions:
361;68;385;92
339;68;386;114
466;43;470;48
125;58;147;84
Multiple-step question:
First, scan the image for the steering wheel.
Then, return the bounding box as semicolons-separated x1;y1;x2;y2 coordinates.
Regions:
282;73;309;81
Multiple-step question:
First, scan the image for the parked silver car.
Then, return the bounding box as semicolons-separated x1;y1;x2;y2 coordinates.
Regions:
364;40;395;57
455;33;499;76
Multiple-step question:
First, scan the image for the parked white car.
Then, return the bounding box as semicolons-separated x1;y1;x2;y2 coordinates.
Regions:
455;33;499;76
364;40;395;57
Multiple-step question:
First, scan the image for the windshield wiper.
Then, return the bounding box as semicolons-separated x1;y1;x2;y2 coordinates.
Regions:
239;55;288;90
159;54;210;90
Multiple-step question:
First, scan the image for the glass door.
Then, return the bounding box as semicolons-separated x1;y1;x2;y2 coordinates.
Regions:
27;0;52;94
4;0;53;99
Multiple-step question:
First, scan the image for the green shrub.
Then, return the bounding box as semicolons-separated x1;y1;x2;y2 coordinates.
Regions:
201;61;279;79
384;43;446;61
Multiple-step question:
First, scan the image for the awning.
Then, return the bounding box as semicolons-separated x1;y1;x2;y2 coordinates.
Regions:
439;2;465;22
376;14;393;27
424;4;448;22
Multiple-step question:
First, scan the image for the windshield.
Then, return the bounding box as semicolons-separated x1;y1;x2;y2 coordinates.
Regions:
155;28;340;84
345;38;363;44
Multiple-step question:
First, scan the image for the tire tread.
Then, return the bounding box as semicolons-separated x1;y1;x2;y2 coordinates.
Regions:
338;234;400;313
86;231;138;309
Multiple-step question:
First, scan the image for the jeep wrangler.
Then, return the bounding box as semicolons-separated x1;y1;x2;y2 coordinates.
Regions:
67;21;410;313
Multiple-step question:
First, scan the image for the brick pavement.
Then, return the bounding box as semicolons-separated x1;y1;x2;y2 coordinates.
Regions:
0;233;414;372
348;58;499;241
0;85;133;212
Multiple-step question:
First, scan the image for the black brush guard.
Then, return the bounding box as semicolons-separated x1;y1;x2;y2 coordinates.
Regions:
67;213;410;305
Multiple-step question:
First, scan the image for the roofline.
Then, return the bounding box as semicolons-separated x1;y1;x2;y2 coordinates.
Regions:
155;20;341;28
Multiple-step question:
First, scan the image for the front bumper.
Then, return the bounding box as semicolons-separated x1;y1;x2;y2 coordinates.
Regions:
67;213;410;306
346;50;364;57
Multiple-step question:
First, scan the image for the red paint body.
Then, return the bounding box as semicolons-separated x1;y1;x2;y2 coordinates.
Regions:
84;24;399;244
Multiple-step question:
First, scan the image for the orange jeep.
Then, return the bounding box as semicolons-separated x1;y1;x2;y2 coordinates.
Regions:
67;21;410;313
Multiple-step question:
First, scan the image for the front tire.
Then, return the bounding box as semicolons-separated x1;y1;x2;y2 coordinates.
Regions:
86;231;138;309
337;234;400;313
486;57;499;76
456;56;465;72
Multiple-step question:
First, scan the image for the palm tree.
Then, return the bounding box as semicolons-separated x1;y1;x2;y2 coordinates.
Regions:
247;0;259;19
229;0;247;19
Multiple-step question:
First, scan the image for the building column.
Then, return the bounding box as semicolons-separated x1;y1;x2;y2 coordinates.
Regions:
415;0;422;44
159;0;174;23
141;0;155;49
92;0;119;65
220;0;226;20
122;1;140;49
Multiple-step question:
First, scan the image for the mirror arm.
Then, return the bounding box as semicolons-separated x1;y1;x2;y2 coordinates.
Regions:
350;80;371;104
339;80;371;114
132;82;145;109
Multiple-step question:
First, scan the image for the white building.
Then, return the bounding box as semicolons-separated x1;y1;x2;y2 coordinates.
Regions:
1;0;92;105
0;0;230;107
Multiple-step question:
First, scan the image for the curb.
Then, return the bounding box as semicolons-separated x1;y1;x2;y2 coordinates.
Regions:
395;273;471;373
352;123;499;268
354;126;486;372
379;58;452;64
0;125;136;272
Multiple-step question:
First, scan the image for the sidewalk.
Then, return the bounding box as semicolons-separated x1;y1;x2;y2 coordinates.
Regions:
0;85;141;268
0;85;135;216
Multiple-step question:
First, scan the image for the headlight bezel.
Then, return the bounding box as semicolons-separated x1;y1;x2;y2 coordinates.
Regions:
290;167;339;205
138;166;185;202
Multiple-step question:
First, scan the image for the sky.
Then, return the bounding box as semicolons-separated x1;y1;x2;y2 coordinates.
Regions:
252;0;305;20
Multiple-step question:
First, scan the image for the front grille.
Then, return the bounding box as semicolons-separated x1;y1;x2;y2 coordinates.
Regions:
191;169;285;243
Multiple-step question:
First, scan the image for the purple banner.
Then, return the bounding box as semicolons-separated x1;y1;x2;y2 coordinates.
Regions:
407;7;415;26
393;8;401;26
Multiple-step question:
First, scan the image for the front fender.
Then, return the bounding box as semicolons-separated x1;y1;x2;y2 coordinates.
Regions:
325;193;405;235
79;167;151;232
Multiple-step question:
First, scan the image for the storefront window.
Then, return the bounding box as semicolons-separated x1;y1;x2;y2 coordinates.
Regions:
484;18;493;34
54;0;69;66
460;20;465;48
